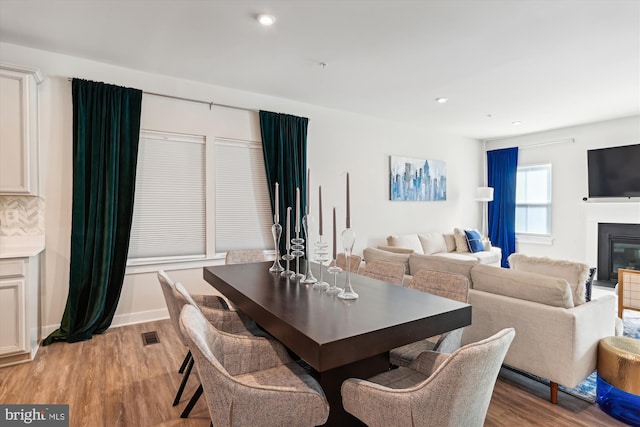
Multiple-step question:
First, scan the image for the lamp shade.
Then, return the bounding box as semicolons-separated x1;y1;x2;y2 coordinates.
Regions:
475;186;494;202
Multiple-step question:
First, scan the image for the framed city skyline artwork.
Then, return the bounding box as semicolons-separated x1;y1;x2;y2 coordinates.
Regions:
389;155;447;201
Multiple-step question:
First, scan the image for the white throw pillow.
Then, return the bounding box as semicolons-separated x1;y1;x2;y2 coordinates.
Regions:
418;232;448;255
387;234;424;254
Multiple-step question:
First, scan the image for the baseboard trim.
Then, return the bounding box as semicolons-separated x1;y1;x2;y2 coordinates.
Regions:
41;308;169;338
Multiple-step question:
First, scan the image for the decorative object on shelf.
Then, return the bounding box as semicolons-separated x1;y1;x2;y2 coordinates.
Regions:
390;156;447;201
475;186;494;239
281;207;294;276
339;174;358;300
326;207;343;294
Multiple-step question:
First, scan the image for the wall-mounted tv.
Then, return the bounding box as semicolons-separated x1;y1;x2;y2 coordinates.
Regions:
587;144;640;198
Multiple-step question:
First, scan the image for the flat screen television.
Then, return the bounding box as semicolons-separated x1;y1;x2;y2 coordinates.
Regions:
587;144;640;198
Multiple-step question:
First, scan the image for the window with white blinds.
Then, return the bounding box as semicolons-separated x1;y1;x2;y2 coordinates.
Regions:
128;130;206;262
214;137;273;253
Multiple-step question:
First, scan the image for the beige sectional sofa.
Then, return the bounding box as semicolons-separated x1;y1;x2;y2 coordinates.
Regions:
363;230;502;281
360;246;619;403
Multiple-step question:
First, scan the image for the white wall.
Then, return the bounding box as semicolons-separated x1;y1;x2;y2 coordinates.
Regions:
485;116;640;270
0;42;483;335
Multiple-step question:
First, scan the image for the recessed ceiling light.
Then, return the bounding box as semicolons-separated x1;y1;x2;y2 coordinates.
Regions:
435;97;448;104
512;121;522;126
257;14;276;26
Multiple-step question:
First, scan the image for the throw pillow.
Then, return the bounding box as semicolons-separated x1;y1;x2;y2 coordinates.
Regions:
418;232;448;255
453;228;470;253
387;234;424;254
585;267;596;302
443;233;457;252
464;229;484;253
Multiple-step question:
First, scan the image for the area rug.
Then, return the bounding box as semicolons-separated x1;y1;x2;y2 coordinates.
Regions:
505;312;640;403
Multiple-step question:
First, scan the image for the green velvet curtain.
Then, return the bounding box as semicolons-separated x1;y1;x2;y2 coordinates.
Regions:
43;79;142;345
259;111;308;255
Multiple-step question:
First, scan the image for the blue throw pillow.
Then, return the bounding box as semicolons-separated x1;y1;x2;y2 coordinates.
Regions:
464;229;484;253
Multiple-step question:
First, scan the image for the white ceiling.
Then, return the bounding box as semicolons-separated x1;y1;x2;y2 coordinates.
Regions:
1;0;638;140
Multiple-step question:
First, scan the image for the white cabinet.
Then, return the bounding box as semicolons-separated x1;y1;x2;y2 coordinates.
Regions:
0;63;43;195
0;256;39;367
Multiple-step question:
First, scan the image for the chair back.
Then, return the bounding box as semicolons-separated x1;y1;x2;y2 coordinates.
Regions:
618;268;640;318
412;328;515;427
336;253;362;273
362;260;405;285
225;249;266;264
408;270;470;303
157;270;188;345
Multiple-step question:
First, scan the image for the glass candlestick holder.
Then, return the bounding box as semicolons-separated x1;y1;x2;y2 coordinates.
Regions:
312;237;330;290
338;228;358;300
301;215;318;284
281;245;294;277
291;233;305;281
326;259;343;295
269;222;284;272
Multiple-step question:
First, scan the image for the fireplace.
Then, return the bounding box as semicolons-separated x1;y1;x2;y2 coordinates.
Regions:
597;223;640;284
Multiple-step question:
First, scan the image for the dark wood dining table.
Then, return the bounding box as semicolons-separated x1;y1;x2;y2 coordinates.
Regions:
204;261;471;426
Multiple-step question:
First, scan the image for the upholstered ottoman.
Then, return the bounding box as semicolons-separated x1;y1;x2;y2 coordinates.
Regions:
597;336;640;426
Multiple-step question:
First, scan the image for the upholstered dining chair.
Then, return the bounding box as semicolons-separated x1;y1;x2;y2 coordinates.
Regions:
179;304;330;427
225;249;266;265
361;259;405;286
390;270;470;367
157;270;261;416
618;268;640;318
336;252;362;273
342;328;515;427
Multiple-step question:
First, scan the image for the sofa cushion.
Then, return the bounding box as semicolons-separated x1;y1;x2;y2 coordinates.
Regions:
471;264;575;308
453;228;470;253
507;253;589;305
468;248;501;265
443;233;456;252
409;253;478;280
418;232;448;255
464;229;484;253
363;247;411;274
387;234;424;254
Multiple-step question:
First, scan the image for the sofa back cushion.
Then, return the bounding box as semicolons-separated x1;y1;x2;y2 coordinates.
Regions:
507;253;589;305
409;253;478;280
363;247;411;274
387;234;424;254
471;264;575;308
418;232;448;255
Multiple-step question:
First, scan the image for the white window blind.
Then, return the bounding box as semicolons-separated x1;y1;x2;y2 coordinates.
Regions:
215;138;273;252
128;130;206;262
516;164;552;235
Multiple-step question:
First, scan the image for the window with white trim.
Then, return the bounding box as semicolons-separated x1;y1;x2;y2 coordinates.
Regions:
214;137;273;252
516;164;552;235
128;130;206;263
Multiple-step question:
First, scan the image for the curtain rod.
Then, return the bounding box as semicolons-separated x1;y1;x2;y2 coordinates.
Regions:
66;77;257;113
519;138;575;149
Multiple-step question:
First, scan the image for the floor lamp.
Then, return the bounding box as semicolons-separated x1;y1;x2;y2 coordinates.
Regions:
475;187;494;240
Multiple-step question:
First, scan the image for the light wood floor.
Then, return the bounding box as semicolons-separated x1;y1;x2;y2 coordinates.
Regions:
0;319;625;427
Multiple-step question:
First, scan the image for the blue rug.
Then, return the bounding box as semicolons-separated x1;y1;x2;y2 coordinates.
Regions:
509;313;640;403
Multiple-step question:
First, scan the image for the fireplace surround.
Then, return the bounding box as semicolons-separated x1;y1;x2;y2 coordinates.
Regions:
597;223;640;284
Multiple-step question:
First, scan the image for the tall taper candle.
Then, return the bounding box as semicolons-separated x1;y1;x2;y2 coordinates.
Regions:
332;207;337;259
318;185;323;236
295;187;300;233
274;182;279;223
306;168;310;215
346;172;351;228
286;207;291;250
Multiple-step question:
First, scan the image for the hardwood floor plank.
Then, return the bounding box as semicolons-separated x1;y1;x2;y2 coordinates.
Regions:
0;319;626;426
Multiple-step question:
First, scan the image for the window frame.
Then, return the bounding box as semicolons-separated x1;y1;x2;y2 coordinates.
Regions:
515;164;552;239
